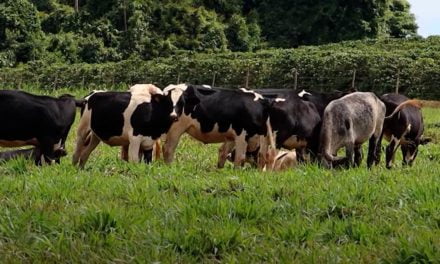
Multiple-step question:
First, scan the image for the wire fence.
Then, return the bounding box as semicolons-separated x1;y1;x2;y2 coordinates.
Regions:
0;66;438;99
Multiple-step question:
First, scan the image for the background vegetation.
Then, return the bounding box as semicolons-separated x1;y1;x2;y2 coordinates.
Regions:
2;37;440;99
0;88;439;262
1;0;417;66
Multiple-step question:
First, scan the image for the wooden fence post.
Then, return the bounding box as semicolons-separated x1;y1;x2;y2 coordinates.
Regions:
395;69;401;94
292;68;298;89
351;69;356;90
212;72;216;87
245;65;250;89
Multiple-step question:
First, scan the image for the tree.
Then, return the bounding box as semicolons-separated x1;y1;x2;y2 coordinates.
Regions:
0;0;44;64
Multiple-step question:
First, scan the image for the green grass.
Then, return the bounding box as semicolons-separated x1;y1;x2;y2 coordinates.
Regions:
0;88;440;263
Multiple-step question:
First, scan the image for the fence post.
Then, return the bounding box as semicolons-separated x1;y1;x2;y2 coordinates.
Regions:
211;72;216;87
351;69;356;90
245;65;250;89
395;69;400;94
292;68;298;90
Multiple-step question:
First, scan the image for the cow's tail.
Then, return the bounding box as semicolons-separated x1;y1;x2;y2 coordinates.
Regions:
318;114;340;166
385;99;422;119
262;117;278;171
266;117;276;151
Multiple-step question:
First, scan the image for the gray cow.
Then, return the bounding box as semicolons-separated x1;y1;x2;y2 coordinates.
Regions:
319;92;386;168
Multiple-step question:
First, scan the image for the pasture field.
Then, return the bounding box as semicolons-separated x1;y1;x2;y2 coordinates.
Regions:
0;88;440;263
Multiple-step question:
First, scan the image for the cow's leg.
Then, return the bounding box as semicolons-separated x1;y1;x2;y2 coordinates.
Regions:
354;144;363;167
234;133;247;168
368;135;384;169
345;142;355;168
153;140;161;161
142;149;153;163
72;130;90;166
296;148;307;163
218;141;234;168
374;133;384;165
128;137;141;163
385;135;400;169
78;134;101;168
121;146;129;161
163;125;188;164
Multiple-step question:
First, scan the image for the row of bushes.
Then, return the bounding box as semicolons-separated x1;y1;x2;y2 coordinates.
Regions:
1;38;440;99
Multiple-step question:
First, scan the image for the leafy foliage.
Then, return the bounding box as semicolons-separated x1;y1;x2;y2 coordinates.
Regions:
0;0;419;66
2;38;440;99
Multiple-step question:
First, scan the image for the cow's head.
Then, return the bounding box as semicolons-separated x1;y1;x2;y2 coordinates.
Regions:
401;136;432;166
163;84;188;121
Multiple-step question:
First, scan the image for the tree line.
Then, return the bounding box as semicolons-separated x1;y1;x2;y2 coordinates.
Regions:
0;0;418;67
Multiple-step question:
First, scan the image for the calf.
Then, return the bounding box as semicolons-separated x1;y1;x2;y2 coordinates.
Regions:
162;84;275;168
0;90;82;165
72;84;173;168
319;92;386;168
380;93;430;168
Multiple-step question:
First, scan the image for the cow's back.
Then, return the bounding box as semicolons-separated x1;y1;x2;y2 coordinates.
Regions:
0;91;61;141
323;92;385;143
191;89;269;136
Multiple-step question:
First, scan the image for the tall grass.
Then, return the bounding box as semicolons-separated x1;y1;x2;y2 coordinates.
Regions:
0;88;439;262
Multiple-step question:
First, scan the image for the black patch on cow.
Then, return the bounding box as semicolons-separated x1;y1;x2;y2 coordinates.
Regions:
88;92;131;141
131;95;174;139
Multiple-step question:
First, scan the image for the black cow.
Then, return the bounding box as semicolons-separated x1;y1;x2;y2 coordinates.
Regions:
162;84;276;168
380;93;430;168
72;84;174;168
0;90;83;165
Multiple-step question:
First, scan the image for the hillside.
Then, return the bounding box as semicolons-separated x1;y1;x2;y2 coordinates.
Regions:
1;0;417;66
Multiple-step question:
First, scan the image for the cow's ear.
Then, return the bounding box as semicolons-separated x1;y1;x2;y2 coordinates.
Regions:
421;137;432;145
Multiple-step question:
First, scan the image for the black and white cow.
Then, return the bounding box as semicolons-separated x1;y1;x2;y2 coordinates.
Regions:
72;84;174;168
162;84;276;168
319;92;386;168
0;90;83;165
226;88;347;164
380;93;430;168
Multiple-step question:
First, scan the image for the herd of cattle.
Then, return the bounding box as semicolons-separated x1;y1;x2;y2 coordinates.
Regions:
0;84;431;171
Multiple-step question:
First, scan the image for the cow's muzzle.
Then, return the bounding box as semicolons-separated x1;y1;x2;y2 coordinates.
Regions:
170;114;178;122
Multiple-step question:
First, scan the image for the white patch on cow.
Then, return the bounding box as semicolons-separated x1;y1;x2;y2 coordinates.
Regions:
202;85;212;89
130;84;163;96
275;98;286;103
239;88;263;101
298;90;311;98
53;139;62;151
85;90;105;100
